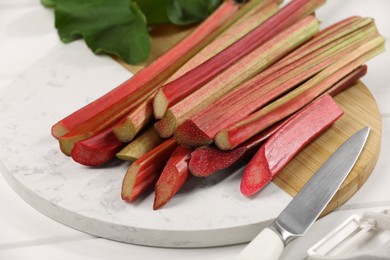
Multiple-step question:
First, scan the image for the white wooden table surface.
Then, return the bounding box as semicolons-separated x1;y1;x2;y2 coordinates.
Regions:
1;1;390;259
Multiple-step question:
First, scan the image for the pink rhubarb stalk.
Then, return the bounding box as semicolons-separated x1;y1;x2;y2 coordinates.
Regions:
112;1;280;142
215;36;384;150
240;94;344;196
53;0;242;154
174;17;376;147
188;65;367;177
152;0;325;121
155;15;320;138
70;128;126;167
153;146;192;210
116;127;164;162
121;139;178;202
153;0;281;119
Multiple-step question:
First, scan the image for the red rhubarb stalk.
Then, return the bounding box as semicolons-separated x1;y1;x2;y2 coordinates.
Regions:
240;94;344;196
153;0;281;119
152;0;325;121
112;1;280;141
52;0;242;149
153;146;192;210
121;139;178;202
116;127;164;162
156;15;320;138
189;123;281;177
70;128;125;167
112;94;155;142
188;65;367;177
174;17;376;147
215;36;384;150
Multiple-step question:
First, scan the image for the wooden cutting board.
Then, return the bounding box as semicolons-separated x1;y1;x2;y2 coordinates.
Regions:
117;24;382;216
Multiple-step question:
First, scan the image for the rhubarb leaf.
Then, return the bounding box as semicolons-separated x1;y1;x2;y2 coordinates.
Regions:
133;0;171;25
41;0;55;8
54;0;151;64
168;0;222;25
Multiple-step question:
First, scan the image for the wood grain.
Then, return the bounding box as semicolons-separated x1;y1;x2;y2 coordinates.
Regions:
119;26;381;214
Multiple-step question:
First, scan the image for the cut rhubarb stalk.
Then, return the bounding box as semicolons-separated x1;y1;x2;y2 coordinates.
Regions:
112;94;155;142
121;139;178;202
152;0;325;121
70;128;126;167
175;17;377;147
153;146;192;210
156;15;320;138
113;2;281;142
116;127;164;162
240;94;344;196
51;0;242;140
153;0;280;119
188;65;367;177
215;36;385;150
189;123;282;177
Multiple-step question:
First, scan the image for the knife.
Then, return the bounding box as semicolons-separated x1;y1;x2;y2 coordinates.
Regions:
237;126;370;260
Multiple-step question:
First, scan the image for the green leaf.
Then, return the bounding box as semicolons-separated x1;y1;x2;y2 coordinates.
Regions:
133;0;171;25
41;0;56;8
167;0;222;25
54;0;151;64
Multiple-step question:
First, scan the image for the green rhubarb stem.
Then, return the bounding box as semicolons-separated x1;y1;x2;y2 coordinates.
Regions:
156;15;320;138
215;36;385;150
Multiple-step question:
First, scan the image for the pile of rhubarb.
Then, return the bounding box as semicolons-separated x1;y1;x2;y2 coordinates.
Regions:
51;0;385;210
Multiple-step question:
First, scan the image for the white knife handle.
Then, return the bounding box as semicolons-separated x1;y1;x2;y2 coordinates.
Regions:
237;227;284;260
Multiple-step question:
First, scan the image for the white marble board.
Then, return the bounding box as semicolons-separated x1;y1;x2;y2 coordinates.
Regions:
0;41;292;248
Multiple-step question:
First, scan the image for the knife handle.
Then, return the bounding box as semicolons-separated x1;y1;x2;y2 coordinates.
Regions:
236;227;284;260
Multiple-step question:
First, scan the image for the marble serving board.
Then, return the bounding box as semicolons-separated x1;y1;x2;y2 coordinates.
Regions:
0;36;381;248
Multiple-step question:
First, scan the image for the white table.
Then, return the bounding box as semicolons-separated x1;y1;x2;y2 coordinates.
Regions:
1;1;390;259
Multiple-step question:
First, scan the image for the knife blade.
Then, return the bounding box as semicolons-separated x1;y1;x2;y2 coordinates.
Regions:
237;126;370;260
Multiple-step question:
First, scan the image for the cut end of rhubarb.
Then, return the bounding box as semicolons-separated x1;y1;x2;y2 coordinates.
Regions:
189;146;246;177
240;147;272;196
121;163;140;202
51;122;69;139
153;89;169;119
214;130;234;151
59;133;89;156
112;119;136;143
154;110;177;138
116;153;136;162
153;164;177;210
174;119;213;148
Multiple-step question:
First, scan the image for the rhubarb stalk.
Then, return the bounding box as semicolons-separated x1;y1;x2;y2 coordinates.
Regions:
215;36;385;150
53;0;242;153
240;94;344;196
155;15;320;138
153;146;192;210
152;0;325;122
112;1;280;142
121;139;178;202
188;65;367;177
174;17;378;147
116;127;164;162
153;0;281;119
70;128;126;167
